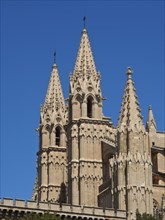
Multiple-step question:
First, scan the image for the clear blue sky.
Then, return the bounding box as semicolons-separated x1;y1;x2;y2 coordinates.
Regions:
1;1;164;200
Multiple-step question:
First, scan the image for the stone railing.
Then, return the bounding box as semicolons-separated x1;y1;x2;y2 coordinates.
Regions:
0;198;126;219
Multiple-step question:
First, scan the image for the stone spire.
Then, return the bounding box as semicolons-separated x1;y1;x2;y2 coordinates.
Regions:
41;62;66;124
146;105;157;132
69;25;102;120
73;27;97;78
117;67;145;132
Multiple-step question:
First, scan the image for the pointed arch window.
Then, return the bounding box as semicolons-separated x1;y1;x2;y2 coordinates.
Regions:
56;127;61;146
87;96;93;118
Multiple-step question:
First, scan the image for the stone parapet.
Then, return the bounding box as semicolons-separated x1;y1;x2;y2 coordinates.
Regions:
0;198;126;219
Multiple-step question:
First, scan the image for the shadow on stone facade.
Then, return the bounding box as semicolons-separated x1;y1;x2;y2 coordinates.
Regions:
58;182;67;205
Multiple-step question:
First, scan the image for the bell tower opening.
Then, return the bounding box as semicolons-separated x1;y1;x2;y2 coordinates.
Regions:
56;126;61;146
87;96;93;118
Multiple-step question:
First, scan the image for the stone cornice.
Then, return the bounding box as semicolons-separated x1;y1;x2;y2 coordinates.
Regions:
67;118;113;127
37;146;66;155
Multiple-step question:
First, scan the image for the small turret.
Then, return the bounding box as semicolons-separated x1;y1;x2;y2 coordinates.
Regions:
146;105;157;133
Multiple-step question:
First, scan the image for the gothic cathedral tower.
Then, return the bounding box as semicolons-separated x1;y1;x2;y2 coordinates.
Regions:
36;62;67;203
67;26;114;207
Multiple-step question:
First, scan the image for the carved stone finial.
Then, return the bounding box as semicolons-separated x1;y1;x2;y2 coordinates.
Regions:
126;67;133;79
149;105;152;110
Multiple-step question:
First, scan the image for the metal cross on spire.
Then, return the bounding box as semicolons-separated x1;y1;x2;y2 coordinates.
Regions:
54;50;56;64
83;16;86;28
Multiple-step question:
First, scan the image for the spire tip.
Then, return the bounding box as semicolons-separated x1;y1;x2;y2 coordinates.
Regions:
126;67;133;79
149;105;152;110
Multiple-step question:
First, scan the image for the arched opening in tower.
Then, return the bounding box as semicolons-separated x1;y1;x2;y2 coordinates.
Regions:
56;127;61;146
87;96;93;118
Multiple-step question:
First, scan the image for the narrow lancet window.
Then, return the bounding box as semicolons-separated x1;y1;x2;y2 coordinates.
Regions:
87;96;93;118
56;127;61;146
